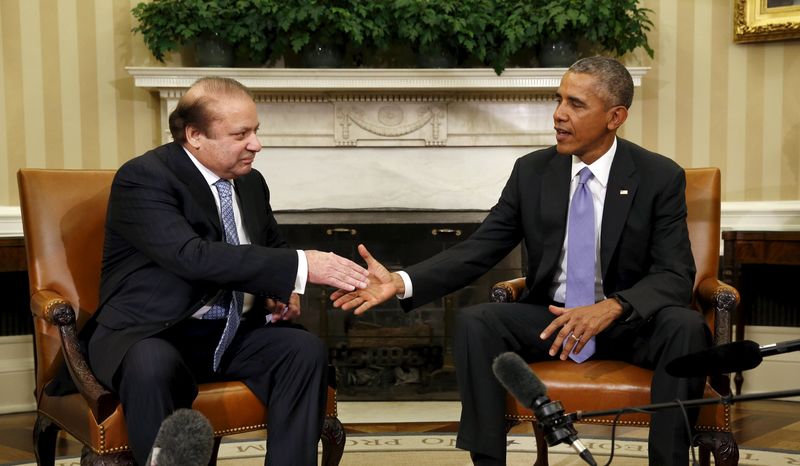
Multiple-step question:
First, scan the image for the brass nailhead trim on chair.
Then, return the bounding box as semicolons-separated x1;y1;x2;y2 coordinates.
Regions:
92;424;130;455
42;298;71;322
214;423;267;436
505;403;732;432
88;390;343;453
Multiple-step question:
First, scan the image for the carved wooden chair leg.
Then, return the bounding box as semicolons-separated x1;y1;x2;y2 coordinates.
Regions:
33;414;59;466
79;447;136;466
695;431;739;466
208;437;222;466
697;444;711;466
532;422;550;466
320;416;346;466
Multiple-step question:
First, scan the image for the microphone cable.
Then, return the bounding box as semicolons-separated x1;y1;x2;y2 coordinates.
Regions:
674;399;699;466
599;400;699;466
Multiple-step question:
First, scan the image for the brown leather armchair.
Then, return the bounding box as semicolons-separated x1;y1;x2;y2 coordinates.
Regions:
18;168;345;466
491;168;739;466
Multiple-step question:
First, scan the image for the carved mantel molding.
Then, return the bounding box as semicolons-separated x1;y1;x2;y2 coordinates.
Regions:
127;67;649;147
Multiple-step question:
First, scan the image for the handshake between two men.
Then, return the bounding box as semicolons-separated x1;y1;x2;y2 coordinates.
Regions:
329;244;400;316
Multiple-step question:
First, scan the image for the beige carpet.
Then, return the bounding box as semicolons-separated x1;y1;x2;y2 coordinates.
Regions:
24;434;800;466
214;434;800;466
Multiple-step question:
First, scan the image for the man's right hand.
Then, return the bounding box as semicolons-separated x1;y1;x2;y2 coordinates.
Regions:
330;244;402;315
304;250;369;291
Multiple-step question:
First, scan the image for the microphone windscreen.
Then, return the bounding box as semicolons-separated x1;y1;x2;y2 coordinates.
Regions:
492;352;547;408
666;340;762;377
152;408;214;466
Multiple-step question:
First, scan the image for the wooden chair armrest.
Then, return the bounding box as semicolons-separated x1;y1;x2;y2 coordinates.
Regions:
30;290;116;422
694;277;739;347
693;278;739;397
490;277;527;303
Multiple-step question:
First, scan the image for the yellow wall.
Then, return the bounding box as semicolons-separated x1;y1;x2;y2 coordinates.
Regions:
1;0;799;205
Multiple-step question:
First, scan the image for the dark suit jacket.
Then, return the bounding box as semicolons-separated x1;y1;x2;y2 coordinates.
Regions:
87;141;298;387
401;138;696;321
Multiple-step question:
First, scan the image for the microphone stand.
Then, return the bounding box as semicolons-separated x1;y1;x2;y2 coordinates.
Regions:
544;389;800;465
567;388;800;422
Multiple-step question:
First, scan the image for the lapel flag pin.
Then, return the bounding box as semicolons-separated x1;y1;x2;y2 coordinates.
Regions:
620;189;629;195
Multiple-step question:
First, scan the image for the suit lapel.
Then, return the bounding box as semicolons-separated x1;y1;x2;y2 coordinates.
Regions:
534;152;571;286
164;143;224;238
601;140;638;277
233;174;265;245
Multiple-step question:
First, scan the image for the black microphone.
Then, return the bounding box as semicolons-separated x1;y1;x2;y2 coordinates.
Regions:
149;408;214;466
665;338;800;378
492;352;597;466
666;340;762;377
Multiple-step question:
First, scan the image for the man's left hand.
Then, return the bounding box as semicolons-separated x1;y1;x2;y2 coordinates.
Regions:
540;298;624;360
266;293;301;322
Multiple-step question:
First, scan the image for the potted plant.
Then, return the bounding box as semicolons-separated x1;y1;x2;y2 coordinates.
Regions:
131;0;280;67
273;0;390;68
392;0;496;68
131;0;654;72
482;1;543;72
518;0;655;67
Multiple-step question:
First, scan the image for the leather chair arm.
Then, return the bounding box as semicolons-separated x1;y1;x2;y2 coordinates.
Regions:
490;277;527;303
694;277;739;347
30;290;116;422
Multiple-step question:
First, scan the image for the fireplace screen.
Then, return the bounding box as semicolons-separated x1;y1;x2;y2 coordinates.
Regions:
278;213;524;401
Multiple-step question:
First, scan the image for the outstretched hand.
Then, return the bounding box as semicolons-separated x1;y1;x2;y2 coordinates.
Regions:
305;250;369;291
330;244;402;315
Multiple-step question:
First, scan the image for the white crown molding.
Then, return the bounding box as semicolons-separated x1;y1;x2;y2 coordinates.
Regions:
126;67;650;92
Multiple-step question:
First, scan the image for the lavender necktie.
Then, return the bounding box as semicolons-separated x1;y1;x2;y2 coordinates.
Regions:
565;167;596;363
204;179;244;372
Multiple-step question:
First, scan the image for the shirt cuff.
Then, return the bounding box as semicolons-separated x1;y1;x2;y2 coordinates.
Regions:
294;250;308;294
396;271;413;300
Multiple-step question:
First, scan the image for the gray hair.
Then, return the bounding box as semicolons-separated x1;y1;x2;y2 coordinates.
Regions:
568;56;634;109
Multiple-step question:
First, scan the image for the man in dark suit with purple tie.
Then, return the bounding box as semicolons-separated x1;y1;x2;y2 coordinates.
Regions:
86;77;369;465
332;57;711;465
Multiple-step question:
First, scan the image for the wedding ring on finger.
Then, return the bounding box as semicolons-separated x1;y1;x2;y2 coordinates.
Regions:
569;334;581;342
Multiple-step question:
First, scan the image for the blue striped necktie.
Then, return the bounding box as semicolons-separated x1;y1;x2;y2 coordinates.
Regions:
204;179;244;371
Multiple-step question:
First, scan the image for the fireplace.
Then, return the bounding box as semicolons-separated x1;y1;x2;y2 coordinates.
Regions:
275;210;524;400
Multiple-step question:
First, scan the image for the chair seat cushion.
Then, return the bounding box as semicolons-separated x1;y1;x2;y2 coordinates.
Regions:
504;360;729;432
39;380;337;455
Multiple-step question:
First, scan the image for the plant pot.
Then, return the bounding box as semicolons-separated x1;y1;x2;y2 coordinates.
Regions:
415;44;457;68
538;40;578;68
301;42;344;68
195;33;234;67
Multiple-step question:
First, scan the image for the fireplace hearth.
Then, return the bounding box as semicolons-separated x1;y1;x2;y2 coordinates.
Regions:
276;209;524;400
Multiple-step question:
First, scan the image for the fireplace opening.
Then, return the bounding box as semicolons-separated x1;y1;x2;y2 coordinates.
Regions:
277;210;524;401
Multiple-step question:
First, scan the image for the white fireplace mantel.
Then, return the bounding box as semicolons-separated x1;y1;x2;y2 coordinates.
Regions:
126;67;650;210
127;67;648;148
126;67;651;210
